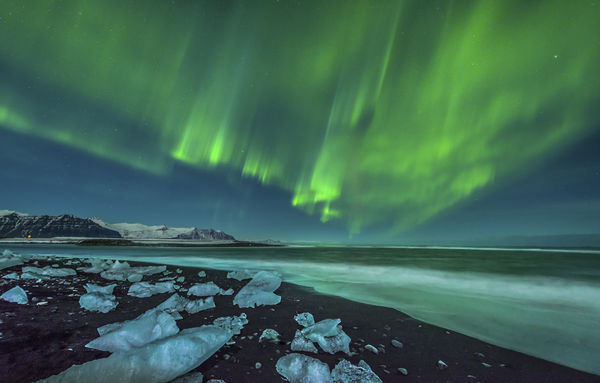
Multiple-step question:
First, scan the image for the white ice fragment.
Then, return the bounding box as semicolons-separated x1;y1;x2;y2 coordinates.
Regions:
22;266;76;277
206;380;226;383
84;283;117;295
291;330;319;353
0;254;23;271
330;359;382;383
1;286;28;304
301;318;351;354
112;260;131;269
185;297;215;314
275;353;330;383
176;276;185;283
156;293;215;314
21;271;50;280
259;329;281;343
294;312;315;328
35;325;231;383
187;282;220;297
226;270;257;281
197;271;206;278
79;292;118;313
219;288;234;296
156;293;188;312
213;313;248;335
169;372;204;383
78;259;112;274
128;274;144;282
176;268;182;273
101;265;167;281
233;271;281;308
87;309;179;352
2;272;20;279
128;282;175;298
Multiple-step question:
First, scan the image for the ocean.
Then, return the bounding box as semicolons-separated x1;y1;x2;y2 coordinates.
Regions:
4;244;600;375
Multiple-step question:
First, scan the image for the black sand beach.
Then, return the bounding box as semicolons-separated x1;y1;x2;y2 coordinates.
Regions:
1;256;599;383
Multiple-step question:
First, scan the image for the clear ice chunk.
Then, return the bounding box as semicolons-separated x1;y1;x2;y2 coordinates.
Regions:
35;325;232;383
1;286;28;304
330;359;382;383
128;282;176;298
111;260;130;269
226;270;257;281
233;271;281;308
84;283;117;294
79;292;118;313
2;272;20;279
21;271;50;280
275;353;330;383
184;297;215;314
87;308;179;352
187;282;220;297
101;265;167;281
156;293;215;314
22;266;76;277
291;330;318;353
213;313;248;335
294;312;315;328
128;274;144;282
0;251;23;270
259;329;281;343
300;318;351;354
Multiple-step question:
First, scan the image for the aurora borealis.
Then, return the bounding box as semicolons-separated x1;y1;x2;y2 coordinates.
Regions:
1;0;599;243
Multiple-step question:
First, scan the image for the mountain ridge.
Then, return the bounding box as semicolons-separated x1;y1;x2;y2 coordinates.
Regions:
0;210;235;241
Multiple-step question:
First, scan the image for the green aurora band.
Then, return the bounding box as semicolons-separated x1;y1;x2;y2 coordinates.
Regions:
1;0;599;233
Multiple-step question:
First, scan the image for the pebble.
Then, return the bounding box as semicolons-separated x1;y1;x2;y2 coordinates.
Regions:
398;368;408;376
255;362;262;369
482;362;492;368
437;360;449;370
391;340;403;348
365;344;379;354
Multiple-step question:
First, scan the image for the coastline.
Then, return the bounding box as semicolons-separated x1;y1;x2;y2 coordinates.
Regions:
0;238;282;248
1;255;599;383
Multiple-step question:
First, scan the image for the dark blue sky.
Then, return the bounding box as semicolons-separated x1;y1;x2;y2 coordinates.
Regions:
1;1;599;245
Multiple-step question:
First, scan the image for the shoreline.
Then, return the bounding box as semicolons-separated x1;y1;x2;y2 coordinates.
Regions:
0;238;283;248
1;254;599;382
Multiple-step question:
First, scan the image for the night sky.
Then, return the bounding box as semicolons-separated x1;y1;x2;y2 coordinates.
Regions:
1;0;599;244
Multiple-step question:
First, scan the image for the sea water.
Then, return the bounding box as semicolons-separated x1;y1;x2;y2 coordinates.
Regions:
4;244;600;375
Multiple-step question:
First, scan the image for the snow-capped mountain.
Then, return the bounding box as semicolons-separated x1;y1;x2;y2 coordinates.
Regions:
90;218;236;241
0;210;236;241
0;213;122;238
0;210;29;217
